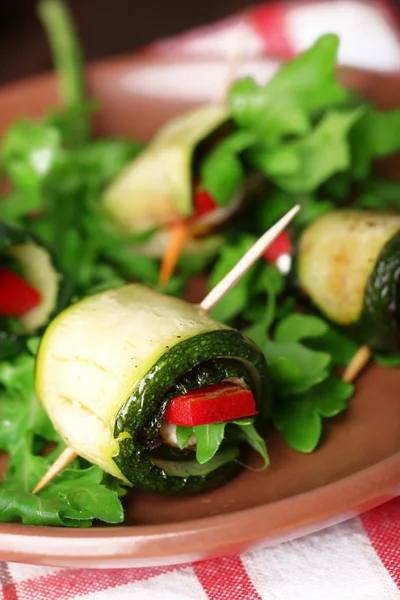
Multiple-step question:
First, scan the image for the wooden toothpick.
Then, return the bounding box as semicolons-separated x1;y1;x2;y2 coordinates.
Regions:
216;20;247;105
32;205;300;494
32;447;78;494
342;345;372;383
201;205;300;312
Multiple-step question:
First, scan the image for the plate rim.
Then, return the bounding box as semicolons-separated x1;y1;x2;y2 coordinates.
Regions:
0;454;397;567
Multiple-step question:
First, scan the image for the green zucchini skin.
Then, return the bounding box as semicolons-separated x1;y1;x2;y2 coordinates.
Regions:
0;222;65;358
114;329;269;494
296;211;400;351
352;233;400;351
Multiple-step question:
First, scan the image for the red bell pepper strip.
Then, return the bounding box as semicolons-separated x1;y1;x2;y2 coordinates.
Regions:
163;382;258;426
193;180;217;216
0;267;41;316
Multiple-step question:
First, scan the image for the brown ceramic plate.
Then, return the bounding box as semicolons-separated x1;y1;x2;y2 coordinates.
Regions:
0;57;399;568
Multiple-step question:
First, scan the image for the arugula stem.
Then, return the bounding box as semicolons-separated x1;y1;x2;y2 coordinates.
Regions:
38;0;90;144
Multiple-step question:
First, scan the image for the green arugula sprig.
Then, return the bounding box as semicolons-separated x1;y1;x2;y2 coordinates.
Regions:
0;351;126;527
249;289;354;451
38;0;89;145
176;419;269;468
201;33;400;222
230;35;348;139
208;251;355;453
272;376;353;453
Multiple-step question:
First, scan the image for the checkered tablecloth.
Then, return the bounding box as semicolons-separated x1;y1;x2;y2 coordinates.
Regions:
0;499;398;599
2;2;399;598
145;0;400;74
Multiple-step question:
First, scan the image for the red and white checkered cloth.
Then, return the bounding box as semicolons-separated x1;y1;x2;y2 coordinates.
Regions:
145;0;400;74
0;499;398;599
1;2;399;598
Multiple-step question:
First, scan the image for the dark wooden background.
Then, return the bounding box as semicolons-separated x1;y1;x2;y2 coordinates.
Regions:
0;0;257;84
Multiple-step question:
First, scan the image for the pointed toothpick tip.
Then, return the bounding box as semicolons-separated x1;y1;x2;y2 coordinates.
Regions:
200;204;300;313
32;447;78;494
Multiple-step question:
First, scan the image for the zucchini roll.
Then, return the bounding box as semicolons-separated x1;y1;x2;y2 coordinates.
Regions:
102;105;229;236
297;210;400;351
0;222;62;359
36;284;269;494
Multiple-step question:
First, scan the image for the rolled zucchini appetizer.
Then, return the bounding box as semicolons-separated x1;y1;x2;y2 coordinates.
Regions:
36;284;269;494
297;210;400;351
0;222;62;359
102;105;229;235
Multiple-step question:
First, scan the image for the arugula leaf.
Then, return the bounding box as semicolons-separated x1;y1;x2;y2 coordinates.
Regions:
251;188;297;233
264;339;331;396
1;124;139;221
236;422;269;468
102;242;160;288
200;145;243;207
295;196;335;228
373;353;400;367
230;34;348;140
320;172;352;201
1;121;62;212
26;336;41;356
208;234;259;321
217;129;259;153
274;314;329;343
47;138;142;193
0;487;88;527
2;121;62;177
350;108;400;178
0;352;125;526
247;310;332;397
272;376;353;452
199;129;259;207
0;442;124;526
1;123;143;299
230;76;306;139
244;265;284;347
176;425;194;450
307;325;358;366
176;419;269;469
251;188;334;235
252;108;363;193
244;282;335;398
355;177;400;212
194;423;225;464
296;194;336;228
39;464;124;525
0;354;59;451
